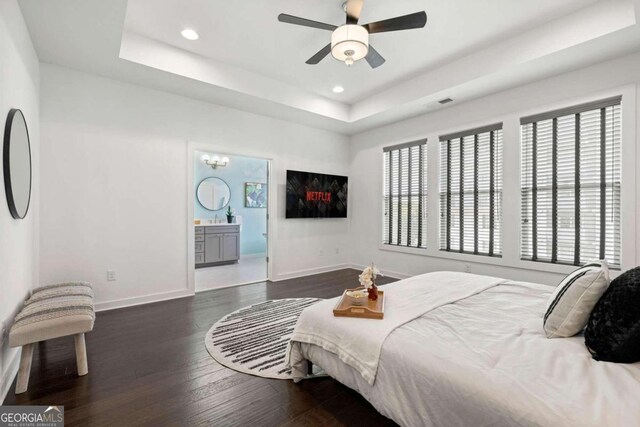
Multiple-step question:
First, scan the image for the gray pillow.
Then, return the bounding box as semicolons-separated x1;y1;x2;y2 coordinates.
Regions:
543;261;610;338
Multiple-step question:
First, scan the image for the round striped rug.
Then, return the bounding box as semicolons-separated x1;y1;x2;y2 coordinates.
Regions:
205;298;321;379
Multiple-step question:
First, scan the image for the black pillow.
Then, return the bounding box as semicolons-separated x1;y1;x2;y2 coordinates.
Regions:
585;266;640;363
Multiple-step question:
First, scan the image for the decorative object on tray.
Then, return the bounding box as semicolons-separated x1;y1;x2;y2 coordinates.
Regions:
345;289;368;306
245;182;267;208
333;288;385;319
359;263;382;301
205;298;322;379
226;205;235;223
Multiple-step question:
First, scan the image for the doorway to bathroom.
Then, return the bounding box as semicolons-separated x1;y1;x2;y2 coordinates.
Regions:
192;150;269;291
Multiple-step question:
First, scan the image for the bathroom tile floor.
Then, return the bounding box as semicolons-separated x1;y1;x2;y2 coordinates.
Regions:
195;255;267;291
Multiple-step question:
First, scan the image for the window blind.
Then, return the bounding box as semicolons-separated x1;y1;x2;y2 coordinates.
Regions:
521;96;621;268
439;124;503;256
382;140;427;248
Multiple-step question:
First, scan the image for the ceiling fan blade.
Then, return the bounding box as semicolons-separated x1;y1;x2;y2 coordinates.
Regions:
278;14;337;31
346;0;364;24
306;43;332;65
362;11;427;34
365;45;385;69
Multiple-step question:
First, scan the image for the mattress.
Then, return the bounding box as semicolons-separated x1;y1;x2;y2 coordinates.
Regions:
289;279;640;427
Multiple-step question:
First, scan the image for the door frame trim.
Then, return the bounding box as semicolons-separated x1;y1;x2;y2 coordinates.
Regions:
186;142;273;293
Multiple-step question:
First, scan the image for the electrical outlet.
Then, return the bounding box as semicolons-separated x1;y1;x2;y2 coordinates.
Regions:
335;247;340;254
319;248;324;256
464;263;471;273
107;270;117;281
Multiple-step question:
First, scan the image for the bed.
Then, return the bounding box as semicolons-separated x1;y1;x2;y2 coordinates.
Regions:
286;272;640;427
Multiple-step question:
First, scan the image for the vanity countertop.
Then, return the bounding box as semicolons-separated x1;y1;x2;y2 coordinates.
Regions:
195;222;239;227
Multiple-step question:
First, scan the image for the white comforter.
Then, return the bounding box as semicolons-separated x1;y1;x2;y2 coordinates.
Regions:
286;271;505;385
288;273;640;427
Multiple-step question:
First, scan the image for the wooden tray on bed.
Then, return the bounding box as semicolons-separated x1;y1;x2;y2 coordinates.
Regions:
333;288;385;319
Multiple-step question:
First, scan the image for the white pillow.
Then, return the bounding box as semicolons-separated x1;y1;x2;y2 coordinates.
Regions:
543;261;610;338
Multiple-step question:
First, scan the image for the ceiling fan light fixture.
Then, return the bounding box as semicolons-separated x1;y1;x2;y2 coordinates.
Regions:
331;25;368;65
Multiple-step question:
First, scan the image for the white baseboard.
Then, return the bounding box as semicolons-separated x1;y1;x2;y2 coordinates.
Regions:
195;263;406;291
95;289;194;312
273;263;351;282
195;278;268;293
240;252;267;259
1;347;20;404
347;263;410;280
98;264;408;311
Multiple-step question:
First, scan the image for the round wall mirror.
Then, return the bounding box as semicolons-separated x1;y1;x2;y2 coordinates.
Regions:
197;177;231;211
3;109;32;219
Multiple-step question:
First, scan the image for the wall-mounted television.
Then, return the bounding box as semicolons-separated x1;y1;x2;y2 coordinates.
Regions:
286;170;348;219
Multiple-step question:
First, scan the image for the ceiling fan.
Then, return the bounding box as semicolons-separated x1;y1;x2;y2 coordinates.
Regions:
277;0;427;69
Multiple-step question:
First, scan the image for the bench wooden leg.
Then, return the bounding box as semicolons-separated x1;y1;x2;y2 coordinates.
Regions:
15;343;35;394
74;333;88;376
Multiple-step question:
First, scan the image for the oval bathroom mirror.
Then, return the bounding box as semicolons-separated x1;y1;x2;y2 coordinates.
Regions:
3;109;32;219
197;177;231;211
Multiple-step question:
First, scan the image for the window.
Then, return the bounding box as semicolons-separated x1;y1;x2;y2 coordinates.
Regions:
439;124;503;256
382;140;427;248
521;96;621;268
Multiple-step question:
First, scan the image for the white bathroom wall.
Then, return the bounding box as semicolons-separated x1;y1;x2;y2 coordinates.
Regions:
348;52;640;286
0;0;39;404
39;64;351;311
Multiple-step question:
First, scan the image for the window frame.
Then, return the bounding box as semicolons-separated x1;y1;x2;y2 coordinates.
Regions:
520;96;622;269
376;86;636;280
381;139;428;249
438;123;503;258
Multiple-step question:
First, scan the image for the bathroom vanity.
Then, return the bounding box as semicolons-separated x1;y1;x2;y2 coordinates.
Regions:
195;224;240;267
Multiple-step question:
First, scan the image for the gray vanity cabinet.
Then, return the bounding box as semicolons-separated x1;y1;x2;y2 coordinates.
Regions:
195;227;205;264
223;233;239;261
205;234;223;263
195;225;240;267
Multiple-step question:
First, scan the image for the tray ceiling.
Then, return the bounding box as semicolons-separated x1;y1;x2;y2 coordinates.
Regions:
18;0;640;134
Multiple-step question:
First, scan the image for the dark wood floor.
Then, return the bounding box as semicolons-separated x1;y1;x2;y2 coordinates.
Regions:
3;269;398;426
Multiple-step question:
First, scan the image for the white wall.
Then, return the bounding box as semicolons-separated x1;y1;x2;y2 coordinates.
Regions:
349;52;640;286
39;64;350;311
0;0;39;403
39;50;640;318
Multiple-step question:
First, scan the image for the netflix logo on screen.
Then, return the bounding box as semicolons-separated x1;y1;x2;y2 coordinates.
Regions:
306;191;331;202
286;170;348;219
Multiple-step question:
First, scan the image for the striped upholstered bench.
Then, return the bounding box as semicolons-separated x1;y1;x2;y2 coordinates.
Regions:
9;282;95;394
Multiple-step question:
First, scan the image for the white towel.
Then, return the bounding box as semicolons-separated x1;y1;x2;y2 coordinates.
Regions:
286;271;506;385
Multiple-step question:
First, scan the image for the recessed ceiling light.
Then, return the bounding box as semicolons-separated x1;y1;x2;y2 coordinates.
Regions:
181;29;199;41
332;86;345;94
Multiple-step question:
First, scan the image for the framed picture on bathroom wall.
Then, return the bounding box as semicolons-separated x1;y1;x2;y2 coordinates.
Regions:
245;182;267;208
